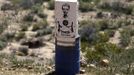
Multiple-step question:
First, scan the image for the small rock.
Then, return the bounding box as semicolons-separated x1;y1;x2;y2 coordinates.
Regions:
27;66;33;70
47;66;52;71
17;46;29;56
80;58;87;67
115;74;120;75
100;59;109;66
80;69;86;74
88;64;96;68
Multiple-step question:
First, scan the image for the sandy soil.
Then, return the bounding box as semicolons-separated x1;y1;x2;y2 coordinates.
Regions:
109;30;121;45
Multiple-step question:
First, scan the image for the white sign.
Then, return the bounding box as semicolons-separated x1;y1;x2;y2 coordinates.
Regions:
55;0;78;46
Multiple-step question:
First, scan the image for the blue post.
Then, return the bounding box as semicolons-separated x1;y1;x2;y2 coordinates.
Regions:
55;37;80;75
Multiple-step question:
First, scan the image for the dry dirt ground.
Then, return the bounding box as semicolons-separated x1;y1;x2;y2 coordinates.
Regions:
0;0;55;75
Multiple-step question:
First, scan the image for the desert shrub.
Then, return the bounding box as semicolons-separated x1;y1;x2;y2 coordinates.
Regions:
11;57;34;68
32;20;48;31
11;0;30;9
31;4;42;14
107;20;120;29
130;29;134;36
120;28;131;47
10;0;22;5
0;19;8;34
15;32;25;41
93;32;109;44
0;35;8;50
105;30;115;37
81;42;90;52
36;27;52;37
80;20;110;44
113;19;131;28
23;13;34;22
32;0;44;4
20;24;28;31
11;0;44;9
107;48;134;75
32;24;40;31
79;0;101;4
18;46;29;56
1;3;14;11
98;1;134;15
3;32;15;41
85;42;122;63
120;48;134;66
20;38;44;48
95;43;122;56
80;27;109;45
85;48;103;63
0;35;8;42
31;4;47;19
79;20;92;27
98;19;131;30
80;24;97;43
38;12;47;18
79;2;95;12
0;41;7;50
97;19;109;31
43;0;50;2
0;26;4;34
48;0;54;10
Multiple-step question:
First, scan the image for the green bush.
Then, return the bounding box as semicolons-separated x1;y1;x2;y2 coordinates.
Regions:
1;3;14;11
36;27;52;37
116;19;131;27
0;41;7;50
48;0;54;10
38;12;47;18
0;19;8;34
80;25;97;43
79;2;95;12
32;24;40;31
93;32;110;44
31;4;47;18
80;20;110;44
10;0;22;5
23;13;34;22
85;48;102;63
85;42;122;62
81;42;90;52
3;32;15;41
95;43;122;56
0;35;8;42
31;4;42;14
105;30;115;37
79;0;101;4
32;20;48;31
21;25;28;31
97;19;109;31
120;28;131;47
0;26;4;34
98;1;134;15
15;32;25;41
0;35;8;50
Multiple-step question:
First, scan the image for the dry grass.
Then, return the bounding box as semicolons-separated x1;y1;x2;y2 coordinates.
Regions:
0;70;43;75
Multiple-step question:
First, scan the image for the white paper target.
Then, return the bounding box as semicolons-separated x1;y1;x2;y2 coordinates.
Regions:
55;0;78;46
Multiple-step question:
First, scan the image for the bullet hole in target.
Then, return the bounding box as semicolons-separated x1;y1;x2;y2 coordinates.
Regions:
63;20;69;26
